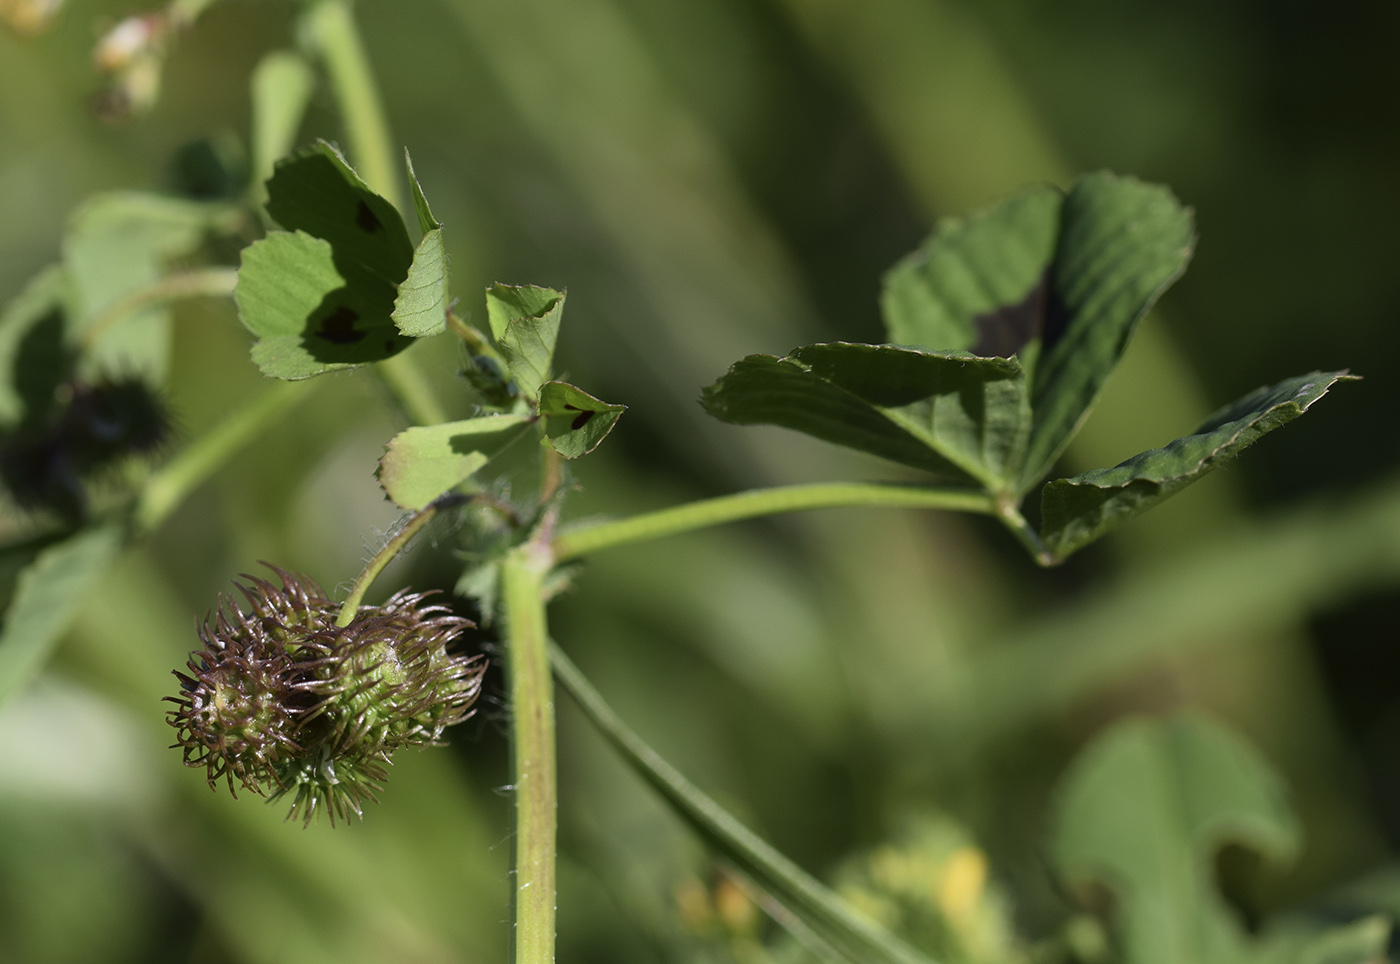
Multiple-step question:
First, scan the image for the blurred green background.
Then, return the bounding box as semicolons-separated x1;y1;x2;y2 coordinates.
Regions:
2;0;1399;961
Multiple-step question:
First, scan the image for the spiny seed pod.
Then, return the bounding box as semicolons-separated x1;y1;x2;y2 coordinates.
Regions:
166;566;486;825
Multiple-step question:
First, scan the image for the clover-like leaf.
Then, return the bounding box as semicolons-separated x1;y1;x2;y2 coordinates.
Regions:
703;344;1031;488
378;414;533;510
484;284;564;399
1040;371;1353;562
1052;714;1301;964
237;142;449;379
538;380;625;459
880;172;1196;491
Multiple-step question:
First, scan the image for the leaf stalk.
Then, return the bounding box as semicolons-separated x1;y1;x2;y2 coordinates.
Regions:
551;481;995;561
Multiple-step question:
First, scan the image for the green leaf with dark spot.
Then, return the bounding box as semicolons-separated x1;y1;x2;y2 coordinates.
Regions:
538;380;625;459
882;183;1060;355
484;284;564;398
264;142;414;281
877;173;1195;492
1021;173;1196;486
1051;714;1301;964
378;414;533;510
391;153;448;338
238;231;414;379
0;521;125;710
239;142;428;378
703;344;1033;487
1041;371;1353;562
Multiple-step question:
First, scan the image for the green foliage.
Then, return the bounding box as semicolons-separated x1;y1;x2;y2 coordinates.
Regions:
235;143;434;378
378;414;532;510
1041;372;1355;561
0;5;1388;964
392;153;449;338
705;173;1342;561
0;522;123;708
705;345;1027;488
1052;714;1389;964
538;380;626;459
485;283;566;400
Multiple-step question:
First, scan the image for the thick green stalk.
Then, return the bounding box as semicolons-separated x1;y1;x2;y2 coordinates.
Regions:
134;380;314;535
551;482;995;561
501;541;557;964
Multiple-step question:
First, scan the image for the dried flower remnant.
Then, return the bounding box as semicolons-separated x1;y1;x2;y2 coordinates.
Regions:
166;566;486;824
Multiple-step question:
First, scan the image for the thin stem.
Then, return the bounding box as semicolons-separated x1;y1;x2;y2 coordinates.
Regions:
502;540;557;964
551;482;996;561
133;380;314;535
82;268;238;352
551;643;934;964
994;495;1053;567
334;498;459;627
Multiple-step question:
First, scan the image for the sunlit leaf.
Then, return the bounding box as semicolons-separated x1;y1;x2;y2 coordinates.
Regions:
538;380;624;459
377;414;533;510
239;143;444;378
391;152;449;338
1040;371;1353;562
484;284;564;399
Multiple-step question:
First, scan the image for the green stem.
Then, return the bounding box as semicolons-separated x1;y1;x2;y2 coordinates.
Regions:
299;0;401;209
550;643;934;964
501;541;557;964
334;498;456;626
301;0;447;427
375;352;448;426
994;495;1053;567
134;380;314;536
552;482;995;561
82;268;238;351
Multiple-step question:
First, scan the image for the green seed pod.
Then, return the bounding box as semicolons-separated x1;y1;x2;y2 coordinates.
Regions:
166;567;486;825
